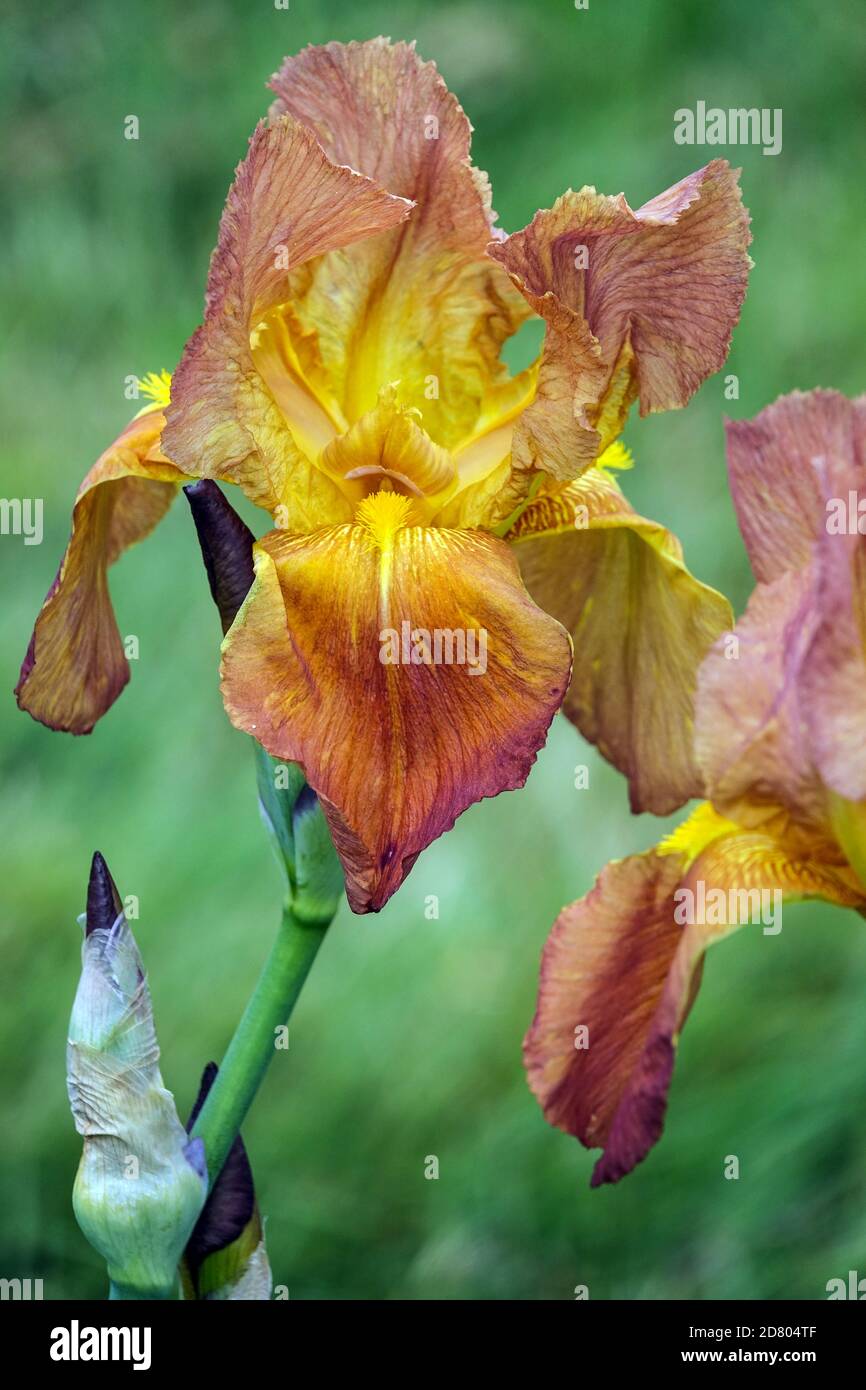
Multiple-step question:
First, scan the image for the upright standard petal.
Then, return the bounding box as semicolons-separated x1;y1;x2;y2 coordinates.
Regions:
16;408;183;734
801;475;866;805
162;114;413;519
694;567;836;852
490;160;751;475
716;388;866;825
726;389;866;583
525;809;863;1186
221;499;572;912
267;38;530;451
510;463;732;813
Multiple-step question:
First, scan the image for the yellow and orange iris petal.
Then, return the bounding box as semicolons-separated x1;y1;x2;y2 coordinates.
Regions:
265;39;532;453
220;494;572;912
21;38;753;913
161;110;414;519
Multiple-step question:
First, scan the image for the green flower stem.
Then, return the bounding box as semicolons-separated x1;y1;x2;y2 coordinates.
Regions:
190;905;329;1190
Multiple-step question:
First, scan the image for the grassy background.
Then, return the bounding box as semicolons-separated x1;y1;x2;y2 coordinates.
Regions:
2;0;866;1299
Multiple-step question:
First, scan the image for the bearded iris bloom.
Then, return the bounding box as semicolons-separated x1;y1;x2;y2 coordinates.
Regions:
17;39;751;912
525;388;866;1186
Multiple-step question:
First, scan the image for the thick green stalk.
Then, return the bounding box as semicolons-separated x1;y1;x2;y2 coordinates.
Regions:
190;905;328;1189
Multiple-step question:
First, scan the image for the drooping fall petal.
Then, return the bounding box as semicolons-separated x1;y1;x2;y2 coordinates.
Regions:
162;114;413;519
525;808;864;1186
510;464;732;813
16;409;183;734
490;159;751;476
726;390;866;583
267;38;530;451
221;500;572;912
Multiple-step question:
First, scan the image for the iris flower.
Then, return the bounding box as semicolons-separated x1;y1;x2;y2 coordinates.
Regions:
17;39;751;912
525;388;866;1185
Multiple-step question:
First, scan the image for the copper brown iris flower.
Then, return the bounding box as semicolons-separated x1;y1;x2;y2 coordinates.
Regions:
17;39;751;912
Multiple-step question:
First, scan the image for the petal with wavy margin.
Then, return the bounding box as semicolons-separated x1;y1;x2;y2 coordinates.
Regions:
490;160;751;476
220;516;572;911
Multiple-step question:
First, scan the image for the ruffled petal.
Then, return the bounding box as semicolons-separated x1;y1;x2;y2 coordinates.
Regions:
16;409;183;734
490;160;751;476
706;390;866;848
267;38;530;452
694;567;836;853
801;480;866;805
525;810;864;1186
510;466;732;813
220;508;572;912
726;389;866;583
162;114;412;519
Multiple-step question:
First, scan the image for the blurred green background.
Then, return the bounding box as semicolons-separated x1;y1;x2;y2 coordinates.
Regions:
2;0;866;1300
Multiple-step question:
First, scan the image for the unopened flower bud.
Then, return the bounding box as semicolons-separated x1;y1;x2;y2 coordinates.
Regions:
67;852;207;1299
183;479;256;634
181;1063;272;1300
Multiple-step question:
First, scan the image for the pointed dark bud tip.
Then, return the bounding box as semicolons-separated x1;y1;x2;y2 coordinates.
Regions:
86;851;123;936
184;480;256;635
186;1062;220;1132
